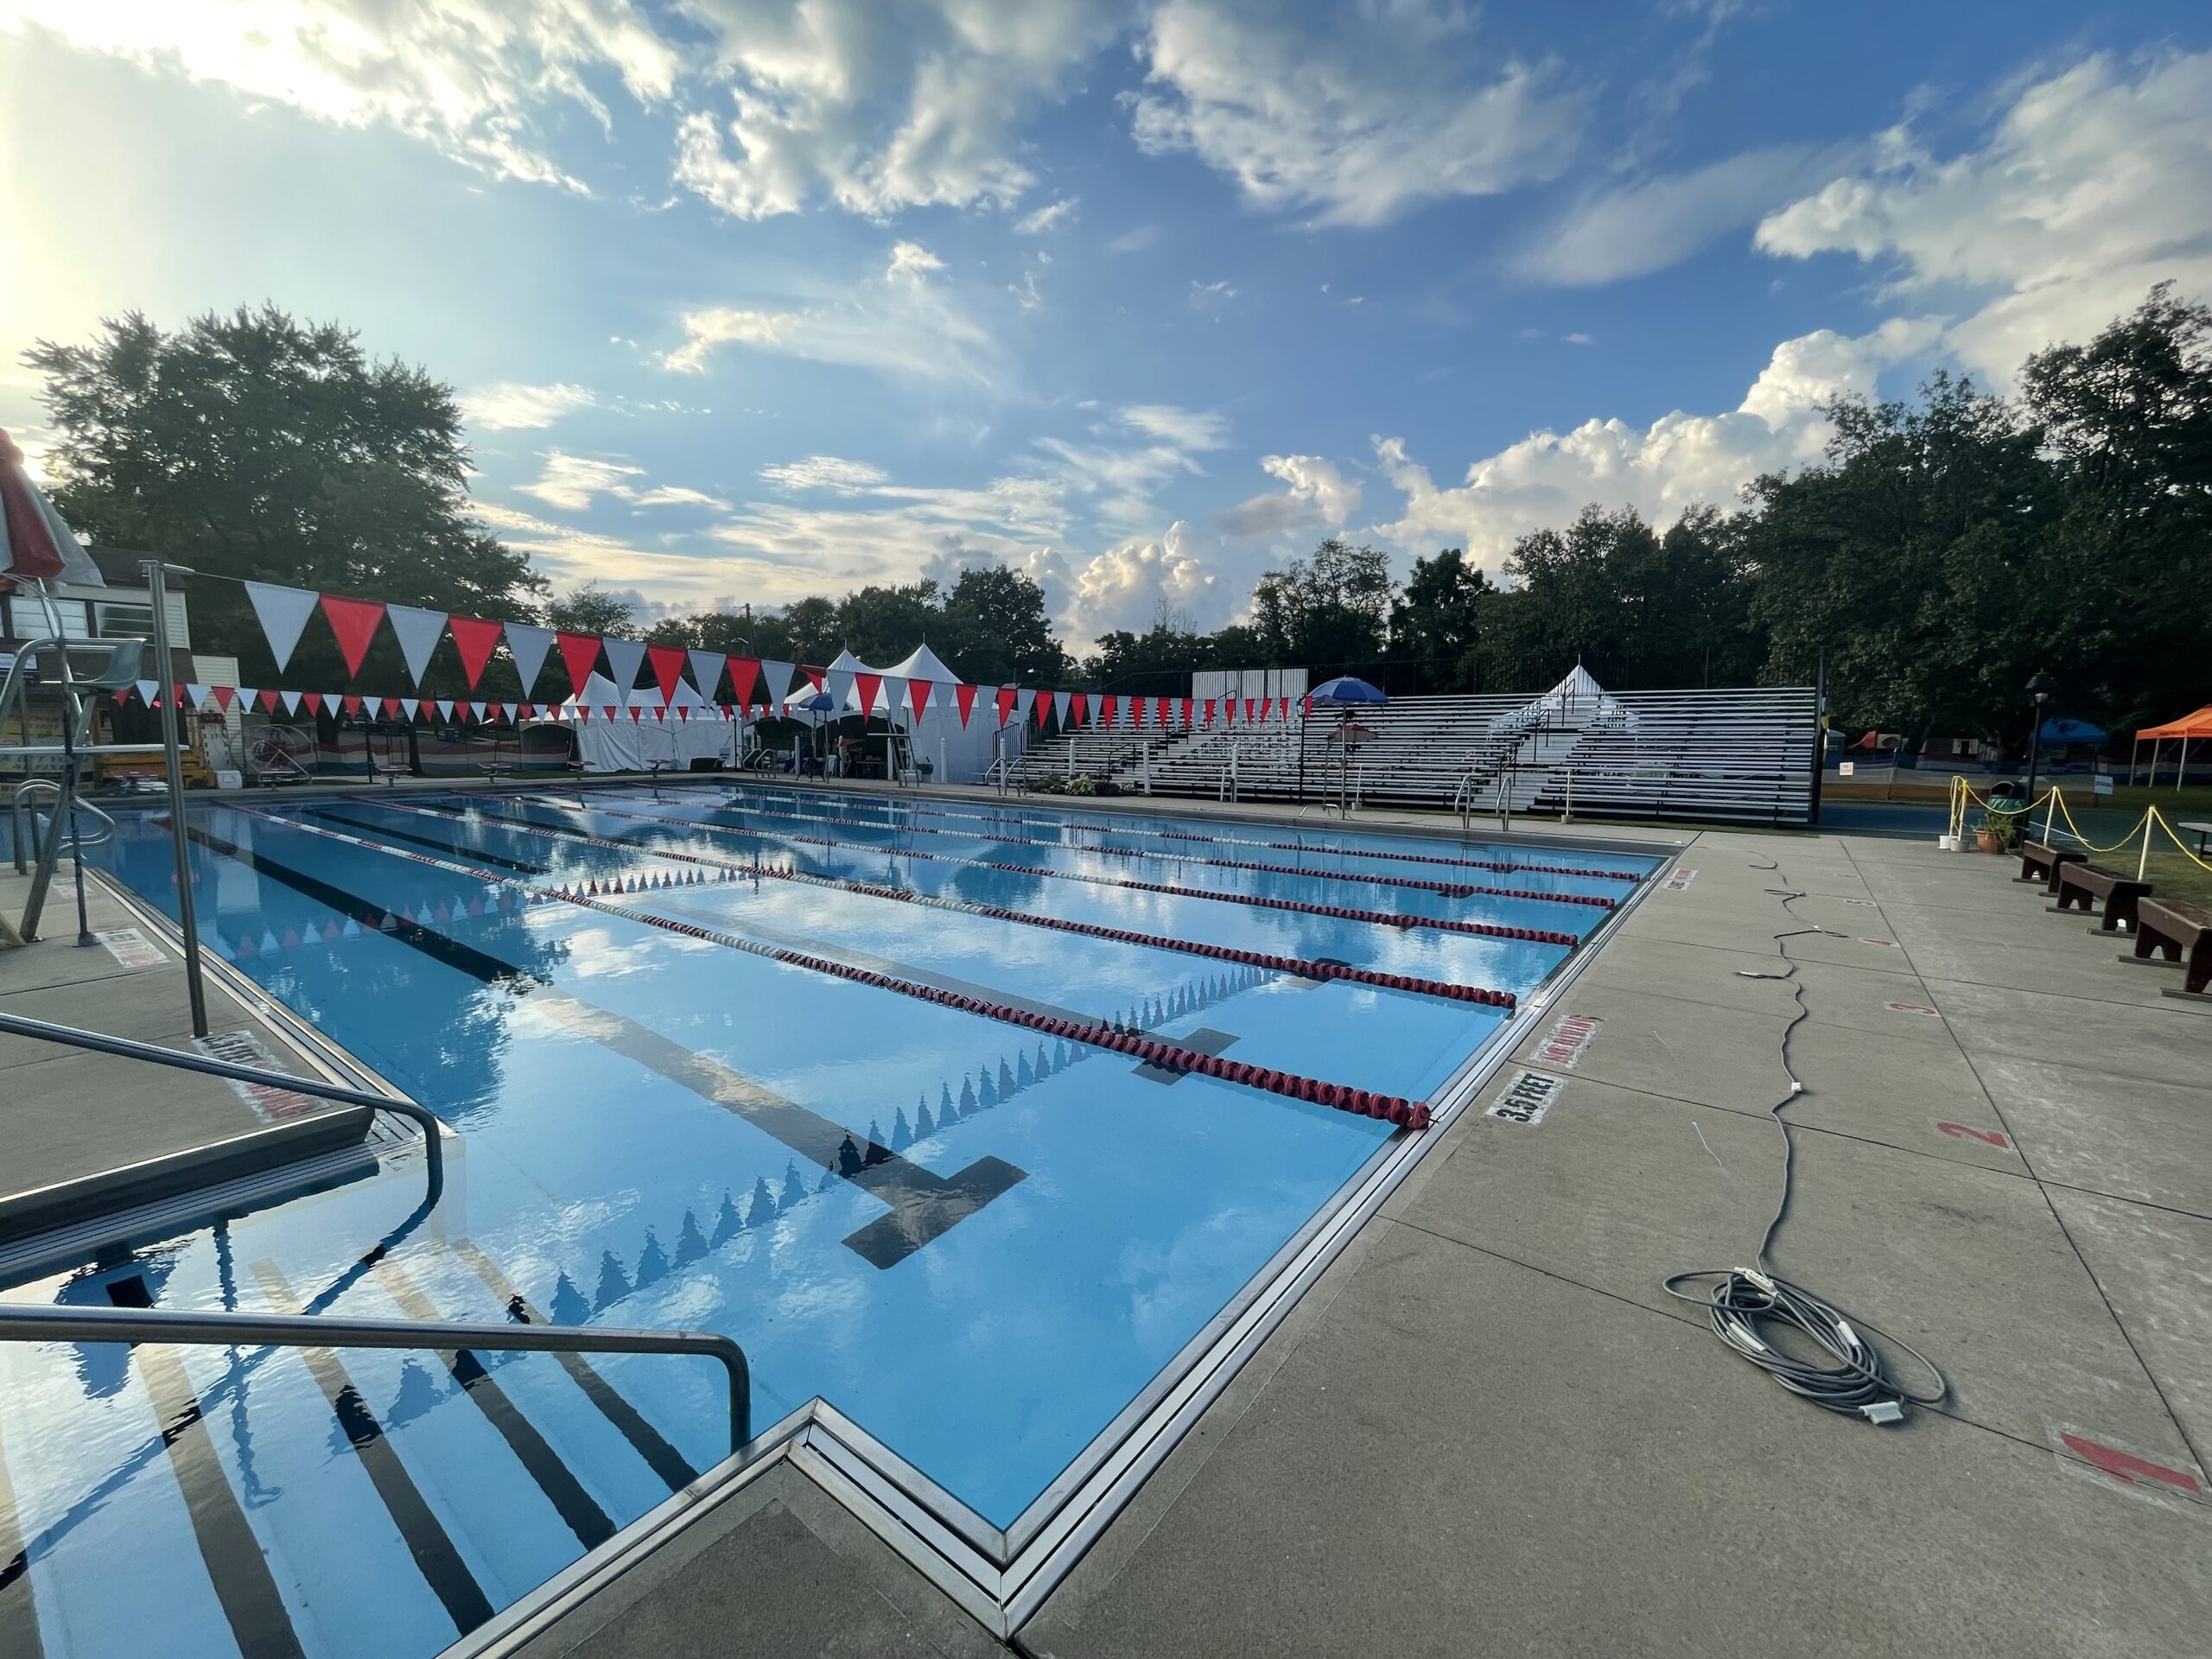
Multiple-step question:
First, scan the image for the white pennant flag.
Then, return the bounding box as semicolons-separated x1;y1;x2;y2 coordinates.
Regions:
237;687;257;712
134;678;158;705
281;690;302;716
435;699;455;721
1053;690;1071;728
1014;688;1036;725
601;636;646;693
471;701;490;721
385;604;448;685
825;667;856;709
185;682;210;709
687;650;725;702
245;582;321;672
878;676;905;720
759;658;797;709
400;696;420;720
503;623;555;696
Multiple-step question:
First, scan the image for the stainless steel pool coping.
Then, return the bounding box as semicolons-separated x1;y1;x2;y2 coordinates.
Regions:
35;790;1674;1648
435;808;1680;1652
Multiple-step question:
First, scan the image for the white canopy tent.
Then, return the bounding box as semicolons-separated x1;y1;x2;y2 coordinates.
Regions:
529;671;734;772
810;643;1003;783
1488;664;1626;735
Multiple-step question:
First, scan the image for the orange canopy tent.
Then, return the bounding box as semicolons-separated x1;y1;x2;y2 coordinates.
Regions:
2132;706;2212;791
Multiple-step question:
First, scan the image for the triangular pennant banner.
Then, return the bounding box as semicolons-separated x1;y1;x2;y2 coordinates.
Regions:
908;678;933;721
1157;696;1173;727
995;685;1018;727
1097;695;1117;728
955;683;977;727
1033;690;1050;728
472;701;491;721
446;615;505;689
1070;691;1088;727
258;690;282;714
1203;697;1217;725
319;594;386;678
134;678;157;705
213;684;237;711
301;692;324;715
1015;689;1036;727
505;623;555;697
400;696;420;721
340;694;363;717
556;632;601;696
759;659;796;709
855;672;881;717
825;667;856;709
728;657;761;709
602;636;646;694
687;650;724;703
385;604;448;685
245;582;320;672
435;699;455;721
646;644;687;703
1053;690;1071;728
185;682;210;709
281;690;302;716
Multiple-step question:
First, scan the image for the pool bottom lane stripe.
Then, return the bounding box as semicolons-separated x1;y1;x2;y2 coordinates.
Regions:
203;810;1027;1269
249;1262;495;1637
393;798;1516;1010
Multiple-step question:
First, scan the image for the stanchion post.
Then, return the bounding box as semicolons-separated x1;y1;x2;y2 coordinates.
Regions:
2138;811;2154;883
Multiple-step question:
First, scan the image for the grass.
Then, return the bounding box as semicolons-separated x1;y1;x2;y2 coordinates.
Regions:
2026;785;2212;909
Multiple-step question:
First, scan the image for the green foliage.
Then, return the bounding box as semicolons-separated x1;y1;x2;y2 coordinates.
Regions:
1249;537;1393;664
1386;547;1491;690
28;304;538;688
549;583;641;639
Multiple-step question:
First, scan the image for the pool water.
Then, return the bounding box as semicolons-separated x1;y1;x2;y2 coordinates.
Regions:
0;784;1656;1656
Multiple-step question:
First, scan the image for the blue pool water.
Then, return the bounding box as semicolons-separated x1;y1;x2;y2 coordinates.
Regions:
0;785;1657;1656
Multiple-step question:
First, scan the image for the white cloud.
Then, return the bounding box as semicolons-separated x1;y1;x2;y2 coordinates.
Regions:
760;455;893;493
661;308;798;374
1562;333;1593;346
1030;404;1227;533
1014;196;1078;233
1117;404;1229;450
1755;49;2212;387
1515;144;1847;286
1219;453;1361;538
459;381;598;430
1367;316;1942;570
1188;278;1236;311
1128;0;1584;228
1060;520;1229;638
670;0;1119;219
1;0;679;191
516;449;729;513
887;240;945;283
1106;223;1160;254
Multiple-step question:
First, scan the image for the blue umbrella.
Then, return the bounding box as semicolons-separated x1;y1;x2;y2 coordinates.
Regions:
1306;676;1389;706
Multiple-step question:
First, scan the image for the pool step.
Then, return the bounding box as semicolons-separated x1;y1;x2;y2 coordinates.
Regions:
0;1230;700;1659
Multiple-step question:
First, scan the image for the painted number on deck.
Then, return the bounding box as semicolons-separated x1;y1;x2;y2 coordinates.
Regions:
96;928;165;969
1665;868;1697;891
1535;1012;1602;1070
1489;1070;1562;1125
1936;1122;2012;1149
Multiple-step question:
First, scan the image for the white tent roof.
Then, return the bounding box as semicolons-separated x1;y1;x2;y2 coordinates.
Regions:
559;671;713;709
886;642;961;683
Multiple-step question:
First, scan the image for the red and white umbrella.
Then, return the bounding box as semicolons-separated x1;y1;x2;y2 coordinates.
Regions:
0;427;104;588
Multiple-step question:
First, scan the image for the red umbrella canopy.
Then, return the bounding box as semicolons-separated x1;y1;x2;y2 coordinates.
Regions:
0;427;103;588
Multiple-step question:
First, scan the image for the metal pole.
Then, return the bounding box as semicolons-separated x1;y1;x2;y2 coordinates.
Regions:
145;560;209;1038
2024;715;2044;811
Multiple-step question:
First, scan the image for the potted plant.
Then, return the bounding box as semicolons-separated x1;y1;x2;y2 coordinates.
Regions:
1066;772;1096;797
1974;805;2023;854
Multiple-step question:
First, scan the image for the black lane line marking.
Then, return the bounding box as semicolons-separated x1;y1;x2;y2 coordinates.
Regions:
447;1239;698;1491
0;1410;47;1659
367;1260;615;1550
105;1279;307;1659
248;1262;495;1637
305;809;553;876
200;822;1023;1268
1135;1027;1239;1084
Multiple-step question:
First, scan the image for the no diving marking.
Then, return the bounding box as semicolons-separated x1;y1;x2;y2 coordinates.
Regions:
97;928;165;969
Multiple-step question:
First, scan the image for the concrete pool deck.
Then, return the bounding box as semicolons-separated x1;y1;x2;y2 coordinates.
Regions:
6;787;2208;1656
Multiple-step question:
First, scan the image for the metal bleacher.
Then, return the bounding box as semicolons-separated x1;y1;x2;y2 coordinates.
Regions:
1013;683;1819;826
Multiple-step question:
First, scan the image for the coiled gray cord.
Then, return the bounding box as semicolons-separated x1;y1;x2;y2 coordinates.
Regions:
1661;858;1948;1423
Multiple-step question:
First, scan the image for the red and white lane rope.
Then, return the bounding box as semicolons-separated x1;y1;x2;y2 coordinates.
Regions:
229;805;1433;1130
620;786;1613;908
505;795;1586;949
375;798;1516;1009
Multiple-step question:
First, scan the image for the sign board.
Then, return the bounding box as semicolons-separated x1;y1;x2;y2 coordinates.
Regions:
1664;868;1697;891
2093;773;2114;797
1488;1069;1561;1125
1838;760;1855;776
96;928;165;969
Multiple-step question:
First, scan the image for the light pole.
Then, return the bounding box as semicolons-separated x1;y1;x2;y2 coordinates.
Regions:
2024;668;2056;806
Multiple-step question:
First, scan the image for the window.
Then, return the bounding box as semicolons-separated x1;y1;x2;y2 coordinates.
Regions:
3;595;90;639
95;602;156;640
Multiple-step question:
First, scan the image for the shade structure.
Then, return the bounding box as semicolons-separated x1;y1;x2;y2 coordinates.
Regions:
1306;676;1388;707
2037;717;2107;744
2137;706;2212;740
0;427;103;588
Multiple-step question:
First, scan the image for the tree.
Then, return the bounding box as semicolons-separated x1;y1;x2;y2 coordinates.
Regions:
549;583;640;639
1250;537;1393;665
939;566;1069;683
27;304;538;684
837;581;941;664
1388;548;1491;690
779;596;842;666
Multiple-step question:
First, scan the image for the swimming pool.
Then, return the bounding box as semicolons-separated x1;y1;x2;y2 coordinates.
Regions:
1;783;1659;1655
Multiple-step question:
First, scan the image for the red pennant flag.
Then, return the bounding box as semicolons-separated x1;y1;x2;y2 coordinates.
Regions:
676;704;689;721
1203;697;1217;725
855;672;882;717
556;632;602;696
1155;696;1173;727
602;705;618;723
257;689;281;713
728;657;760;709
517;702;534;720
340;694;363;717
1244;697;1257;724
955;683;978;727
800;664;826;690
379;696;400;718
319;594;385;677
1181;696;1194;727
302;692;325;715
908;679;931;721
1070;692;1088;727
448;616;505;689
629;705;644;723
645;644;686;703
1096;695;1116;728
485;701;504;722
209;684;235;712
995;685;1018;726
1132;696;1148;728
1034;692;1052;728
1278;696;1292;722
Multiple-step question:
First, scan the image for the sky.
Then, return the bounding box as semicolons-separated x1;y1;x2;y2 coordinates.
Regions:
2;1;2208;650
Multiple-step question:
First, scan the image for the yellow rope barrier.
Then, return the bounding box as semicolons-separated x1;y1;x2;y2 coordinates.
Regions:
2151;806;2212;874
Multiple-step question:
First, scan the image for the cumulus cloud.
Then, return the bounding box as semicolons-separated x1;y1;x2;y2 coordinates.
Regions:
1060;520;1228;638
459;381;598;430
887;240;945;283
1755;49;2212;388
2;0;678;191
1128;0;1584;227
1219;453;1361;538
660;308;798;373
671;0;1119;219
1367;316;1942;569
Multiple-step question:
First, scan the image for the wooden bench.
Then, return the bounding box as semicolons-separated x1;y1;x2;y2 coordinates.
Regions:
2051;863;2153;933
2121;896;2212;1000
2016;839;2086;892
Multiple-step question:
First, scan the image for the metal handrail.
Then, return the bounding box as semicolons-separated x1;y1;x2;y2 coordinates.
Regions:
0;1303;751;1451
0;1008;446;1210
12;780;118;872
